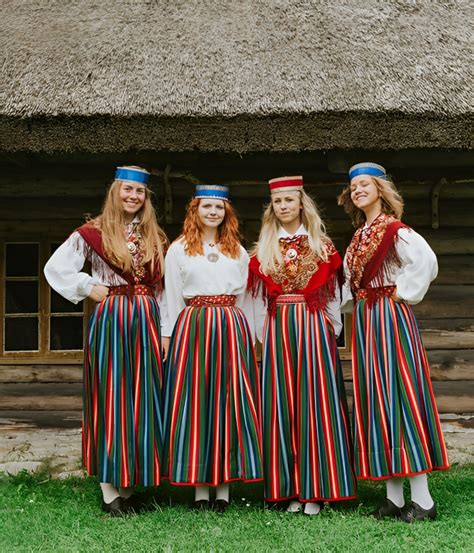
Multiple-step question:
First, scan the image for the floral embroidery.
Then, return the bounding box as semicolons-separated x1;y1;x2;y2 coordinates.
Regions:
125;223;146;283
345;213;398;292
270;235;335;293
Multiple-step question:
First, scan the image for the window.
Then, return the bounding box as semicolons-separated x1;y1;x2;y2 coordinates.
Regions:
0;241;85;362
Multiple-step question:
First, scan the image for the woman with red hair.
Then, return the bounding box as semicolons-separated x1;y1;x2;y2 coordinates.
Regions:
161;185;263;511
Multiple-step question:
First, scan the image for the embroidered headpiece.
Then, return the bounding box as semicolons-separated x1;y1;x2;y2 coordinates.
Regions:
348;162;387;181
195;184;229;201
269;176;304;194
115;166;150;186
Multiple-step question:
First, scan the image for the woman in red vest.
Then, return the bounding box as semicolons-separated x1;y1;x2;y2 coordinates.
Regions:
44;166;168;516
248;176;356;515
338;162;449;521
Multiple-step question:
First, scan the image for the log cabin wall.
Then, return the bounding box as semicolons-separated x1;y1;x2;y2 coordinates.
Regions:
1;151;473;418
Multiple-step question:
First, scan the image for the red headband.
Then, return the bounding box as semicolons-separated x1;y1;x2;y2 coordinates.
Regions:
269;175;304;194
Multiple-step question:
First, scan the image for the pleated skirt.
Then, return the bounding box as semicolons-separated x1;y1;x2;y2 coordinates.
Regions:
162;305;263;486
261;301;356;502
82;295;164;487
352;296;449;479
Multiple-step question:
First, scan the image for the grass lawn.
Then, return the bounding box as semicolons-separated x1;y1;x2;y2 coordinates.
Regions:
0;465;473;552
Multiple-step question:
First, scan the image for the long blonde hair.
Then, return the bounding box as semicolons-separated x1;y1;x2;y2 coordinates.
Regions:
91;176;168;275
252;189;330;275
338;176;404;227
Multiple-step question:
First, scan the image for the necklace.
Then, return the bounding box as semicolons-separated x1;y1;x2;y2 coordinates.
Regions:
206;242;219;263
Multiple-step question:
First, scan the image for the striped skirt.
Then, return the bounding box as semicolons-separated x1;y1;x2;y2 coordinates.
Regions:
262;298;356;502
352;296;449;479
82;294;164;487
162;304;263;486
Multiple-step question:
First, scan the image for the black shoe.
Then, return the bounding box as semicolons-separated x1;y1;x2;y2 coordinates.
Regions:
126;493;153;513
194;499;210;511
401;501;437;522
102;497;132;517
213;499;229;513
372;498;403;519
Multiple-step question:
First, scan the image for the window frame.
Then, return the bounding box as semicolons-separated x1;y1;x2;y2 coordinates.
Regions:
0;237;85;364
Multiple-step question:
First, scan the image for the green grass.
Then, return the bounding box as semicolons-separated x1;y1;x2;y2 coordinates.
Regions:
0;466;473;552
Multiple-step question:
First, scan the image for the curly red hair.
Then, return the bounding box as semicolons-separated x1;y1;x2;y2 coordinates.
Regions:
181;198;241;258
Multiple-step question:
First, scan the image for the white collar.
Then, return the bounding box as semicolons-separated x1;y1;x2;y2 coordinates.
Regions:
278;224;308;239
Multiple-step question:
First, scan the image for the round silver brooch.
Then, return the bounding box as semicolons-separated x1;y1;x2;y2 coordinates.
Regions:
127;242;137;254
207;252;219;263
286;248;298;260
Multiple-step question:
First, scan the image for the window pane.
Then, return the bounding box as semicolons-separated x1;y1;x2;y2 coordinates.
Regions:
51;290;83;313
6;243;39;277
50;316;83;350
5;281;38;313
5;317;38;351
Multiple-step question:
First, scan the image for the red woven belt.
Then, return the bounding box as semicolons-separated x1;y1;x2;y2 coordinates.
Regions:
108;284;154;296
275;294;306;304
356;285;396;300
188;295;236;307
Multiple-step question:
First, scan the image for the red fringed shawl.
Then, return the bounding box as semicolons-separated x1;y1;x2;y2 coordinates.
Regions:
76;223;163;289
248;237;342;313
345;213;408;303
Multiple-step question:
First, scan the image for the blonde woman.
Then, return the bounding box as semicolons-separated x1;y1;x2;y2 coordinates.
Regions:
44;166;168;516
338;162;449;521
248;176;356;515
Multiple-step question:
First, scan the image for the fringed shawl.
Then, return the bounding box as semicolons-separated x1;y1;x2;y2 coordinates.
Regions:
248;240;342;314
76;223;163;289
345;213;407;303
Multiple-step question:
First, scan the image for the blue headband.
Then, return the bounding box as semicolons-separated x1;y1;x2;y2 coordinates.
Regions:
115;166;150;185
195;184;229;201
349;162;387;181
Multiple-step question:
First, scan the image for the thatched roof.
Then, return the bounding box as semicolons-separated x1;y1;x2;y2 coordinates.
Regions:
1;0;472;153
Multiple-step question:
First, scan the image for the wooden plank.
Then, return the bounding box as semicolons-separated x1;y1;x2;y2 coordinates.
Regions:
0;365;82;383
0;396;82;411
413;285;474;319
0;411;81;429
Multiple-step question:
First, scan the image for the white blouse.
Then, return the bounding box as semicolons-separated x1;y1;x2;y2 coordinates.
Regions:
341;227;438;313
163;238;250;337
44;231;169;331
245;225;343;343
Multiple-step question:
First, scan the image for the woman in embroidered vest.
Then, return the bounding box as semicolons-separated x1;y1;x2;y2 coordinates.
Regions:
247;176;356;516
338;162;449;522
44;166;168;516
161;184;263;512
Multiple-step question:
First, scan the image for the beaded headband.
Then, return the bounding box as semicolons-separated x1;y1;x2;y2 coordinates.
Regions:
195;184;229;201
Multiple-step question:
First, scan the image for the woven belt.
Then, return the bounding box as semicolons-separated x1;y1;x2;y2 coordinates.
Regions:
188;295;236;307
108;284;154;296
275;294;306;304
356;285;396;300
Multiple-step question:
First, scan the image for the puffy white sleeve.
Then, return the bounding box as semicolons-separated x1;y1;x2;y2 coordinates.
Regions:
43;232;101;304
240;287;267;344
235;248;250;308
395;228;438;304
340;256;354;314
157;290;170;336
163;243;186;337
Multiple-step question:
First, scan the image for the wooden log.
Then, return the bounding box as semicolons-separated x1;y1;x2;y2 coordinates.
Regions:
0;365;82;383
418;319;474;332
421;330;474;349
418;229;474;255
343;381;474;414
436;255;474;285
341;350;474;381
0;411;82;429
413;285;474;319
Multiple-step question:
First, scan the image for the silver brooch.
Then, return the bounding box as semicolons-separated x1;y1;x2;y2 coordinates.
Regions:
285;248;298;261
207;252;219;263
127;242;137;254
